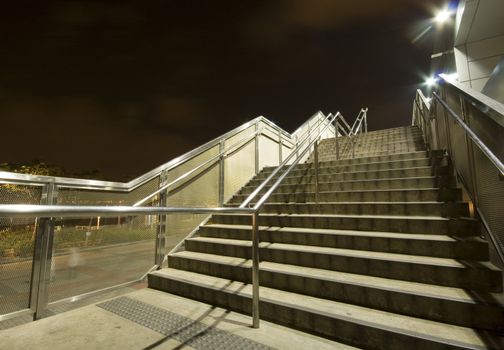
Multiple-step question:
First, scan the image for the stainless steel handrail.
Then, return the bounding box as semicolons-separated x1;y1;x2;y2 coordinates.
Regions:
133;127;265;206
253;114;337;209
0;205;254;217
414;87;504;266
240;113;338;209
0;109;340;329
432;93;504;176
0;114;326;191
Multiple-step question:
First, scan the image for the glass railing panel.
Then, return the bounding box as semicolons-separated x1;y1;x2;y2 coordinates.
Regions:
47;213;157;303
0;184;42;315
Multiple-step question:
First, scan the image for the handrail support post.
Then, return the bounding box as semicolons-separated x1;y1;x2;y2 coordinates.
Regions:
314;140;319;203
335;120;340;160
254;122;259;175
218;140;225;206
30;182;58;320
155;170;168;267
251;212;260;328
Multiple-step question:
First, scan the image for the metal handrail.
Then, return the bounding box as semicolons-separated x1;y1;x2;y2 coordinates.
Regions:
0;114;327;191
0;205;253;218
253;114;338;209
239;113;338;209
414;87;504;266
133;113;333;207
432;93;504;177
133;127;265;206
0;109;341;328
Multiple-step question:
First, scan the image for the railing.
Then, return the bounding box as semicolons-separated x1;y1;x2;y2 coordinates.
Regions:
335;108;368;159
412;74;504;267
0;110;355;327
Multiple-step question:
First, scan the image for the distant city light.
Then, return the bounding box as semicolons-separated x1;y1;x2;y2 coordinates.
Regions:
434;8;452;23
425;77;437;87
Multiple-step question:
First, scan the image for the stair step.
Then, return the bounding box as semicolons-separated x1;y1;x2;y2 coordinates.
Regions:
198;224;487;259
210;213;477;236
229;188;462;204
257;158;434;178
240;177;455;195
269;150;433;169
181;237;501;291
149;268;504;349
248;166;449;186
164;252;504;330
257;201;469;217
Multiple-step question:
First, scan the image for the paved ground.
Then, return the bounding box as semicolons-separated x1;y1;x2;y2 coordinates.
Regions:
0;288;358;350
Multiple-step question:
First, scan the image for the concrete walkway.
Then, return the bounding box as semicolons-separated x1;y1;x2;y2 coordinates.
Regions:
0;288;357;350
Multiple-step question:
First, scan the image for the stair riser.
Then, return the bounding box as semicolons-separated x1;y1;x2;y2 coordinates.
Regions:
210;215;476;236
229;188;463;204
266;150;437;170
163;258;503;330
258;159;434;178
198;227;487;260
179;243;501;292
149;275;474;350
317;143;426;155
240;177;455;195
248;167;449;186
258;202;469;217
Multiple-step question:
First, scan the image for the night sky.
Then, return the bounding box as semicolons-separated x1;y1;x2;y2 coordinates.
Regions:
0;1;445;180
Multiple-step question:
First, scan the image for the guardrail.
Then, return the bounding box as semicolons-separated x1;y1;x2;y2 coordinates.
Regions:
0;110;356;328
412;74;504;267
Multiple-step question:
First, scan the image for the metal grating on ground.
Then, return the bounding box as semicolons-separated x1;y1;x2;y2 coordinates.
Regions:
97;296;271;350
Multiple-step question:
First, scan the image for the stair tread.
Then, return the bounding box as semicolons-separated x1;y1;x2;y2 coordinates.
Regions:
215;212;460;220
254;165;435;179
261;201;459;205
245;176;441;188
202;223;471;242
264;157;431;171
184;237;497;269
152;268;504;348
168;251;504;305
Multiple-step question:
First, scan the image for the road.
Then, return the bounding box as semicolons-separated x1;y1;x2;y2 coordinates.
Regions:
0;233;186;316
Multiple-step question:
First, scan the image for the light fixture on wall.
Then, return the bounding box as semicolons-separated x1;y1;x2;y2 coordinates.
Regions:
425;77;438;87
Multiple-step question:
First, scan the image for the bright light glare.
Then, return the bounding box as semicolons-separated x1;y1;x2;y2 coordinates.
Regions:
425;97;432;103
434;9;452;23
444;72;458;81
425;77;437;86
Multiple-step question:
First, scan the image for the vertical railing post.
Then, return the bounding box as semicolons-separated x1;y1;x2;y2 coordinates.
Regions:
335;120;340;160
364;109;368;133
254;122;259;175
30;182;57;320
251;212;260;328
295;135;299;159
278;129;283;164
314;140;319;203
218;140;225;206
155;171;168;267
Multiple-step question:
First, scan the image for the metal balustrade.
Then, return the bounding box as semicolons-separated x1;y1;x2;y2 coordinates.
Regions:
0;110;356;328
413;74;504;267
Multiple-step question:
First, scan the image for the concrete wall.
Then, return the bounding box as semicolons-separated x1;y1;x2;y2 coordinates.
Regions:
454;0;504;93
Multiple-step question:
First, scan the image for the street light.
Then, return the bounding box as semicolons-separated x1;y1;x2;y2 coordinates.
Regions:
433;7;454;24
425;77;437;87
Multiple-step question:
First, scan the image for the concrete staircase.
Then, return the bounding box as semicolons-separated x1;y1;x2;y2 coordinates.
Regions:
149;126;504;349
